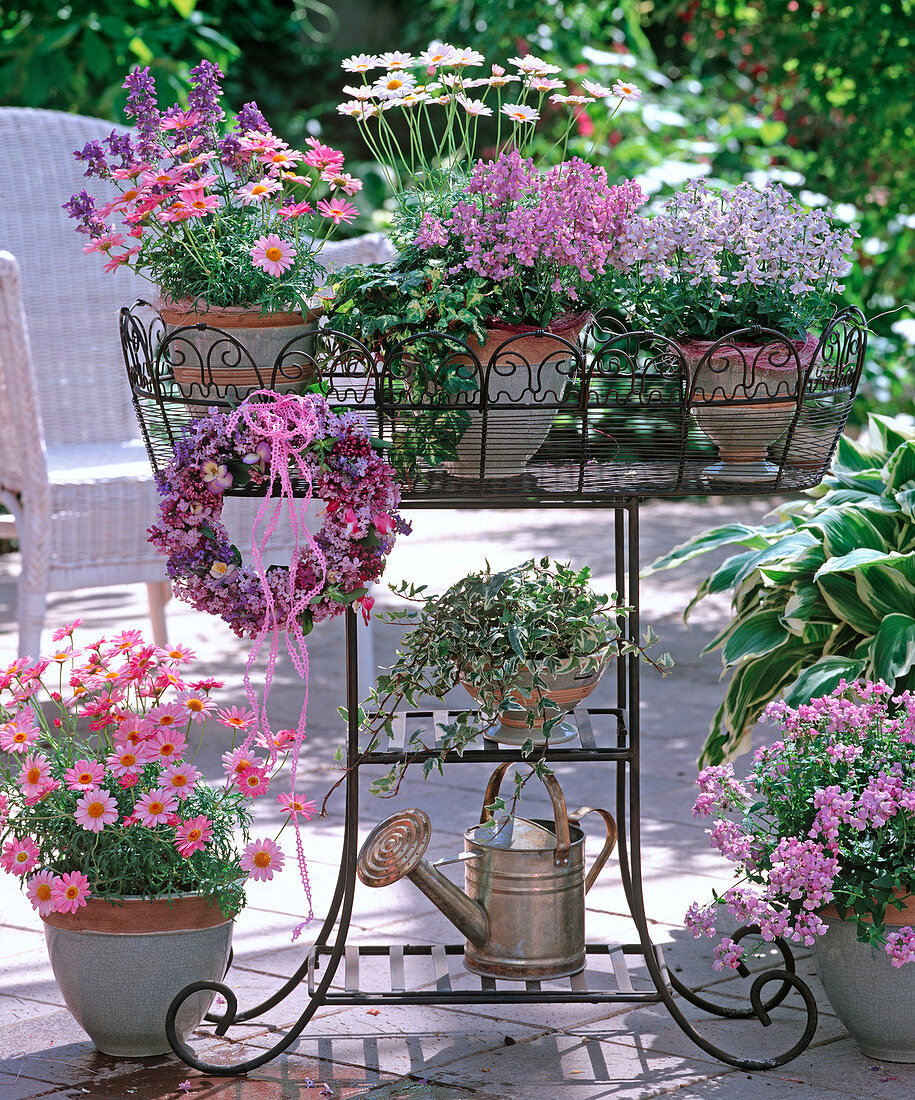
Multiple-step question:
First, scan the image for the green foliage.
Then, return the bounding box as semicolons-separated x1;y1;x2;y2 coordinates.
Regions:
333;559;672;801
647;414;915;765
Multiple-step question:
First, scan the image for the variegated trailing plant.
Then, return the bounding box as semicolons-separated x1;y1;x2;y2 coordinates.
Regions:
647;414;915;766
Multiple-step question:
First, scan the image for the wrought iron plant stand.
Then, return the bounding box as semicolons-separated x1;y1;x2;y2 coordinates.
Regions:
120;302;867;1075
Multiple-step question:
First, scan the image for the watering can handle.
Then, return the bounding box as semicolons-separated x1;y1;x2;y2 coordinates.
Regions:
568;807;618;893
479;761;571;867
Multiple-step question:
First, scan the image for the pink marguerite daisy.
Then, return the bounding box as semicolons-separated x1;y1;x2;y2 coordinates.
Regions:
316;198;359;226
82;229;127;255
0;793;9;825
238;178;281;205
612;79;642;101
148;702;187;729
250;234;297;278
277;792;317;820
238;766;270;799
255;726;299;751
74;788;118;833
240;838;285;882
18;754;51;798
174;815;213;858
51;619;82;642
63;759;105;791
177;690;214;722
501;103;540;124
302;138;345;172
0;836;40;876
136;787;178;827
0;717;40;754
164;644;196;663
26;870;61;916
320;170;363;196
278;201;314;220
217;706;255;732
162;761;201;800
51;871;91;914
152;728;188;761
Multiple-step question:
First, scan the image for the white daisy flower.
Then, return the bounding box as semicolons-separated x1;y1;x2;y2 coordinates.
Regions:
372;71;418;99
582;78;613;98
509;54;561;76
417;42;458;69
457;96;493;117
341;53;379;73
378;51;416;69
612;80;642;101
448;48;486;68
342;85;377;101
501;102;540;124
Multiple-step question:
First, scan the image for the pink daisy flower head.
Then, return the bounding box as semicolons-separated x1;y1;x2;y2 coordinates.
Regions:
277;792;317;820
316;198;358;226
256;726;299;751
278;200;314;220
27;869;61;916
612;79;642;101
162;761;201;800
238;766;270;799
302;137;345;172
250;234;297;278
174;814;213;858
136;787;178;827
164;643;195;663
238;177;281;205
18;754;51;798
1;836;40;876
74;788;118;833
177;690;214;722
152;727;188;761
148;702;187;729
51;619;82;643
217;706;255;732
52;870;91;914
240;837;285;882
0;717;40;754
0;792;9;825
106;742;152;776
63;758;105;791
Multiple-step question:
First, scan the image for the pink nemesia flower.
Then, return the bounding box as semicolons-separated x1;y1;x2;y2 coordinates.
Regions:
162;761;201;800
63;759;105;791
0;836;40;876
174;815;213;858
240;838;285;882
18;754;51;798
74;788;118;833
27;869;61;916
250;234;297;277
277;792;317;820
217;706;255;732
136;787;178;826
51;871;91;914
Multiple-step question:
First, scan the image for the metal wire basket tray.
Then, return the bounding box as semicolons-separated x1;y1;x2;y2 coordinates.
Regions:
120;302;867;503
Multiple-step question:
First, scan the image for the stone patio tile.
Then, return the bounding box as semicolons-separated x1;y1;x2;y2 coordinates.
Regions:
424;1030;733;1100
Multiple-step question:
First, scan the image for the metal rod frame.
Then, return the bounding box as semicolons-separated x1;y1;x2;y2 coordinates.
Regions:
164;496;818;1076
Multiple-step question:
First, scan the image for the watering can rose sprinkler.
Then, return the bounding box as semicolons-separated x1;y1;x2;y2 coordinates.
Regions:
356;764;617;980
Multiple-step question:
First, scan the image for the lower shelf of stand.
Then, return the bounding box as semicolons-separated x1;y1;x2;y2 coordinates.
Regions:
359;706;630;765
307;943;667;1005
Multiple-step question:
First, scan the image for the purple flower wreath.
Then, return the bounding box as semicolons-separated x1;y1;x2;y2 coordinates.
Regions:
149;393;408;638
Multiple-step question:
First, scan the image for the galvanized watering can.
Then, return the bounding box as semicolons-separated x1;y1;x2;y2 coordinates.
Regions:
356;763;617;980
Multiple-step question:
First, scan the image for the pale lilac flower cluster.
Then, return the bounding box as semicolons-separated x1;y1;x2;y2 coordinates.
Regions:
687;680;915;969
618;178;857;339
149;395;405;638
414;150;643;322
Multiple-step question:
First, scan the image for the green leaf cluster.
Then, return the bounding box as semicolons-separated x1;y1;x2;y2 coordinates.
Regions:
648;414;915;765
337;559;672;799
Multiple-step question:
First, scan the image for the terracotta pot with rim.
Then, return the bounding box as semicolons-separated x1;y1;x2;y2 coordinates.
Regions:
812;890;915;1062
42;893;234;1057
443;311;590;479
679;331;818;484
159;298;322;400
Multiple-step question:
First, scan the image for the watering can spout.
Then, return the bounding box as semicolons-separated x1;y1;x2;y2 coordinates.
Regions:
356;809;489;948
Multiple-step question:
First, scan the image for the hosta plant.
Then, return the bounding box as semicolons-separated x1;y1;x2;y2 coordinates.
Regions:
647;414;915;765
323;558;672;807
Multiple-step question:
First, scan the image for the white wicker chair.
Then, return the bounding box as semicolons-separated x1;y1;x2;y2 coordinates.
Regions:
0;107;391;659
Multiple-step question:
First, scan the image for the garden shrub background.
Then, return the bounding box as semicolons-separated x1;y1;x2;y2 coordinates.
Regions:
3;0;911;425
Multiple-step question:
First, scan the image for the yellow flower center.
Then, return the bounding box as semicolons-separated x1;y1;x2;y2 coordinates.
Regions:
160;743;175;756
172;774;188;788
36;883;51;901
385;78;404;90
253;851;271;868
78;772;93;784
15;850;29;863
122;753;136;767
87;801;105;819
188;828;202;842
26;767;40;784
13;731;26;743
252;184;269;195
160;715;177;725
65;885;79;900
266;246;283;262
187;699;204;712
148;800;164;815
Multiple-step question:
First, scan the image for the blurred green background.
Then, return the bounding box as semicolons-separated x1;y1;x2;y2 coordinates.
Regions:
3;0;912;425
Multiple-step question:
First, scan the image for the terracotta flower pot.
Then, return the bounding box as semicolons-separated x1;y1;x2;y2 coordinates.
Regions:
444;312;590;479
461;650;611;747
813;892;915;1062
42;894;234;1057
679;332;818;484
159;299;322;400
